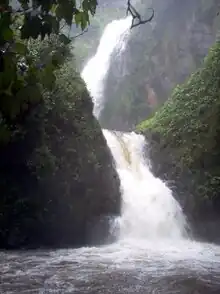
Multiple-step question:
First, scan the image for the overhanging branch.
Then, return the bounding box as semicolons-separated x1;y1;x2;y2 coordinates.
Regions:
126;0;154;29
70;28;88;40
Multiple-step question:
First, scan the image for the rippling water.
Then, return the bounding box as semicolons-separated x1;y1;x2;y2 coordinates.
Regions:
1;239;220;293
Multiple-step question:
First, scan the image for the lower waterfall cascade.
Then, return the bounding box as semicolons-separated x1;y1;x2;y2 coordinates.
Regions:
103;129;188;241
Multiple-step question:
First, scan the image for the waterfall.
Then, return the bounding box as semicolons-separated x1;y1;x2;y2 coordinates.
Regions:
81;16;132;117
81;16;188;242
103;130;188;240
2;11;220;294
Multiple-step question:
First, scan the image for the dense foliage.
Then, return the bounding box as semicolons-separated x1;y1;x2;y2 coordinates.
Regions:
137;42;220;169
0;0;98;144
137;42;220;230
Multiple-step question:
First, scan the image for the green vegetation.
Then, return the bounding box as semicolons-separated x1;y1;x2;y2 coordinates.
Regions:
0;0;98;136
137;42;220;168
137;42;220;222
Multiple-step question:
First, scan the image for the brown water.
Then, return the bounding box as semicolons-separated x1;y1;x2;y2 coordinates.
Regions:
1;239;220;294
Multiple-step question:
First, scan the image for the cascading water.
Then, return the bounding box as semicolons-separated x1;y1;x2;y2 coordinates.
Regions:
103;130;188;241
81;16;132;117
81;16;188;243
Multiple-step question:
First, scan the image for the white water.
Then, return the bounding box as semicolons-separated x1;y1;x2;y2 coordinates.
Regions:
81;16;132;117
81;16;188;242
103;129;188;241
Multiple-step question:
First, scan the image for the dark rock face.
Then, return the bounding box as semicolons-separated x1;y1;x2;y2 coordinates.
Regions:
0;64;121;249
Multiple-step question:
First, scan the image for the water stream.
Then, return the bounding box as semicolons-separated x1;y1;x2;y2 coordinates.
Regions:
1;16;220;294
81;16;131;117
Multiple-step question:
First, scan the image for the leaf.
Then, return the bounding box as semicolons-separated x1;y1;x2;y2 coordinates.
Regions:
51;4;58;14
42;15;59;35
41;0;53;13
51;16;60;34
40;22;52;39
55;2;74;26
18;0;29;5
43;71;56;89
0;12;11;32
59;34;71;45
0;123;11;145
21;15;42;40
82;0;97;15
2;28;13;41
13;42;27;55
20;23;29;39
80;12;89;31
16;84;42;105
3;80;13;96
87;0;98;15
29;16;43;39
1;54;16;86
74;12;82;27
40;62;56;90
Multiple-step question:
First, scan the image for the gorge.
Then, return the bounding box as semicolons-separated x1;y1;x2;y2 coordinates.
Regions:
1;4;220;292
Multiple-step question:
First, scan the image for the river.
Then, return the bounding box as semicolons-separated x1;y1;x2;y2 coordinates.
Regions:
1;239;220;293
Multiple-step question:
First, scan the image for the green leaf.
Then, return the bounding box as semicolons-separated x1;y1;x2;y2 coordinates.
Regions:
51;4;58;14
86;0;97;15
51;16;60;34
3;80;13;96
41;0;53;13
40;62;56;90
21;15;42;40
55;2;74;26
74;12;81;27
0;123;11;145
2;28;13;41
14;42;27;55
1;54;16;86
59;34;71;45
18;0;29;10
40;21;52;39
80;12;89;30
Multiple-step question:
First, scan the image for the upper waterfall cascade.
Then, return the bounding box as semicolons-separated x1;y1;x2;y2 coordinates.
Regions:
81;16;132;118
81;15;188;242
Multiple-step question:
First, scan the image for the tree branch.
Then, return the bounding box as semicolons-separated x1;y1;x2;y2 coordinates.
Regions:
126;0;154;29
70;28;88;40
